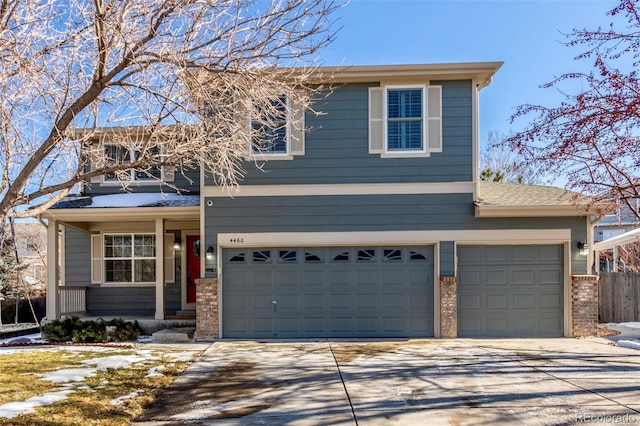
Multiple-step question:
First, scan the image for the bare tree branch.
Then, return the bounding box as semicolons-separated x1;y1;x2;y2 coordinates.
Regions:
506;0;640;219
0;0;342;219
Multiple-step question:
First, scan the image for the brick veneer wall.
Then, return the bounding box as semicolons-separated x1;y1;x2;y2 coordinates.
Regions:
571;275;599;338
194;278;219;341
440;276;457;338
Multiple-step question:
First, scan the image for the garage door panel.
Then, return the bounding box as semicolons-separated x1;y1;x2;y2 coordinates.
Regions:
512;293;535;309
408;293;429;309
485;246;509;262
485;269;509;285
382;293;405;309
539;269;563;285
458;270;481;286
302;294;326;310
329;270;351;287
511;246;536;262
382;317;404;332
330;294;352;309
223;245;434;338
459;316;481;333
459;293;481;310
511;315;536;332
538;245;564;261
458;244;563;337
486;315;509;333
512;269;535;285
486;293;508;309
357;317;378;332
356;294;378;309
330;317;352;332
538;293;562;309
355;269;378;286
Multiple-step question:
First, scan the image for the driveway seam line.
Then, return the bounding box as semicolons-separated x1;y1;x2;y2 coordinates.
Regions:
473;343;640;415
328;341;359;426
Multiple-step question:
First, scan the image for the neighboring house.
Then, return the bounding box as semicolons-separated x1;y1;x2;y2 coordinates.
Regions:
41;62;608;339
10;222;47;295
594;200;640;272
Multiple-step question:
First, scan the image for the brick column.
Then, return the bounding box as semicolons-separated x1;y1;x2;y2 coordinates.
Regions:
571;275;599;337
194;278;219;341
440;276;458;338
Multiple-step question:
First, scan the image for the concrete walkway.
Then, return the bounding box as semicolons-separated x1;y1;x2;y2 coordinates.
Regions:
134;338;640;425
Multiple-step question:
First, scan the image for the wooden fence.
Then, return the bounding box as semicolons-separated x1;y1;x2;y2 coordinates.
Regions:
599;272;640;323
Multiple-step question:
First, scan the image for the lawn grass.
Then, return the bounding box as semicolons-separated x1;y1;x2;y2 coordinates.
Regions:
0;347;197;426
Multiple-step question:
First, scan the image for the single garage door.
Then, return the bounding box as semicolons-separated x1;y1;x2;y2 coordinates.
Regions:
222;246;434;339
457;244;564;337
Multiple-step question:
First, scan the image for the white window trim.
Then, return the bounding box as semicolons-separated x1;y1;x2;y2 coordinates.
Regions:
247;97;293;161
102;233;157;286
383;84;428;156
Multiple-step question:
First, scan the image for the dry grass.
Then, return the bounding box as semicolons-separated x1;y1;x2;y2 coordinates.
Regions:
0;348;197;426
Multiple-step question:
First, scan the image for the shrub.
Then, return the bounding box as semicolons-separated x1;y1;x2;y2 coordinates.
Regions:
41;316;83;342
105;318;143;342
41;317;143;343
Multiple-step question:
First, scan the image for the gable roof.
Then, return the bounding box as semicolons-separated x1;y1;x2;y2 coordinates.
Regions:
475;181;612;218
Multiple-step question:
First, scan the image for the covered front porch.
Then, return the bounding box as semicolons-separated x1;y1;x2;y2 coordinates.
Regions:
41;193;201;322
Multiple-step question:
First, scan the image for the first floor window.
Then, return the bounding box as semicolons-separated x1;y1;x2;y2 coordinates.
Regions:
104;234;156;283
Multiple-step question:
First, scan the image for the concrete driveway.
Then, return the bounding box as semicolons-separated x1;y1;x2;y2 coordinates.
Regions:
135;338;640;425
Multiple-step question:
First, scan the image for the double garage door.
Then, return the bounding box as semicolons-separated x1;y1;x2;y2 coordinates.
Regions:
222;246;434;339
457;244;564;337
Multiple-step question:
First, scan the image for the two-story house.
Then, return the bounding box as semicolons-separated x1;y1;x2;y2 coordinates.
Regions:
42;62;606;339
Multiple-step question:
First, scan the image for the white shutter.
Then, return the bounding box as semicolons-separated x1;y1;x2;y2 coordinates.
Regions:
89;145;103;183
91;234;102;284
368;87;384;154
427;85;442;153
164;233;175;284
289;101;305;156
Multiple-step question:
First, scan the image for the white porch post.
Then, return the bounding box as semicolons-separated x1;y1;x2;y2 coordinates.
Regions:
155;218;165;320
45;219;60;320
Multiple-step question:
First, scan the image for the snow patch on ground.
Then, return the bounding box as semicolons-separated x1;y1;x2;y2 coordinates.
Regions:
0;348;161;418
619;322;640;330
0;389;74;418
110;390;143;406
616;339;640;351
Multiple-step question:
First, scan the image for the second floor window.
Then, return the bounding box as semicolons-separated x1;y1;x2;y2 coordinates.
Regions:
104;144;162;182
250;97;289;156
387;88;424;151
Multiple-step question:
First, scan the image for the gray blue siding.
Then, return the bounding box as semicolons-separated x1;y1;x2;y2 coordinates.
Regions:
85;167;200;196
205;80;473;186
204;193;588;276
65;227;91;285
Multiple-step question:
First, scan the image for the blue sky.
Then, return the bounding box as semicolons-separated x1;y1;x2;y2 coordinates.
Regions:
322;0;622;147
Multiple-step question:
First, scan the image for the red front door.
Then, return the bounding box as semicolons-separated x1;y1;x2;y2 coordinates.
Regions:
186;235;201;304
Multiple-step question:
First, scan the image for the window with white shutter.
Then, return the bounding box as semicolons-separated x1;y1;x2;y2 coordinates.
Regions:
368;84;442;157
247;97;305;160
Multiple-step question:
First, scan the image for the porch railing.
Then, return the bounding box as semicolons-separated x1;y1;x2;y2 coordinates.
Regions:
58;286;87;316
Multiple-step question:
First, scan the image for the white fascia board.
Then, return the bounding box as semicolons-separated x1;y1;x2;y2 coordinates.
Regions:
475;205;593;218
217;229;571;248
41;206;199;222
204;182;475;198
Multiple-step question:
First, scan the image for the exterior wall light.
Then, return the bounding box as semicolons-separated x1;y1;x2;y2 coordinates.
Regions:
206;245;215;260
577;241;589;256
173;238;181;251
